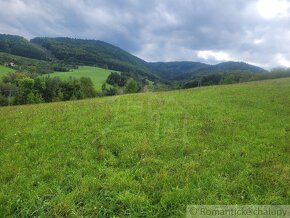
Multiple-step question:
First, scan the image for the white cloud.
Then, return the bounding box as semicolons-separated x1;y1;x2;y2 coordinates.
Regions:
254;38;264;44
277;54;290;67
197;50;231;61
256;0;290;19
0;0;290;68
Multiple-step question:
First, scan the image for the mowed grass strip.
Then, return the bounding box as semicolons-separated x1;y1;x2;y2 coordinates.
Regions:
0;78;290;217
45;66;117;90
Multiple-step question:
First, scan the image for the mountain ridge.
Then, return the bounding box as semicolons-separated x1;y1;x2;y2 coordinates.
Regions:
147;61;267;80
0;33;267;81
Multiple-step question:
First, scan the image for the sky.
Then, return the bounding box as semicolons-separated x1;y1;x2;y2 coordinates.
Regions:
0;0;290;69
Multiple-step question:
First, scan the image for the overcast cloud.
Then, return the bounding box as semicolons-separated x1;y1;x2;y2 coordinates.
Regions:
0;0;290;69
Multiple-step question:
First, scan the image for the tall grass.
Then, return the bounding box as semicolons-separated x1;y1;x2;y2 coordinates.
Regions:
0;78;289;216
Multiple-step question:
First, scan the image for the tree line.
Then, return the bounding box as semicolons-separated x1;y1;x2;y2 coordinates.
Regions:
182;69;290;89
0;72;96;106
0;71;148;106
1;67;290;106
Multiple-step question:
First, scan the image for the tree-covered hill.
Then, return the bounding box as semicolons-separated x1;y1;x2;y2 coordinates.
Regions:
31;37;161;83
148;61;267;80
214;61;266;73
0;34;49;60
147;61;210;79
0;34;164;87
0;34;269;84
31;37;156;76
0;52;71;74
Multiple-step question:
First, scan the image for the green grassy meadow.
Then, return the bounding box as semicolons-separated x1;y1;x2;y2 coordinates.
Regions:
45;66;117;90
0;65;15;78
0;78;290;217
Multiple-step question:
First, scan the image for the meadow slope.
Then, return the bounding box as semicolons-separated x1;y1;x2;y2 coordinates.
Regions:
0;65;15;78
0;78;290;217
44;66;117;90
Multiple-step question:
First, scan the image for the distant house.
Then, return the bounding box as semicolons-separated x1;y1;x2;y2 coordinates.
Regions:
9;62;15;67
6;62;16;67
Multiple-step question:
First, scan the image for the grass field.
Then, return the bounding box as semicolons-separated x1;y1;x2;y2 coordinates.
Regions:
0;78;290;217
45;66;116;90
0;65;15;78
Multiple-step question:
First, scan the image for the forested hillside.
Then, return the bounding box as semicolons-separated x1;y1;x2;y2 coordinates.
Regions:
0;34;49;60
148;61;267;80
147;61;210;79
0;34;161;83
0;52;64;74
30;37;157;79
0;34;269;82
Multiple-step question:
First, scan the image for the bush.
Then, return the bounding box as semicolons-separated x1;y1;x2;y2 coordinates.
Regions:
125;79;139;93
